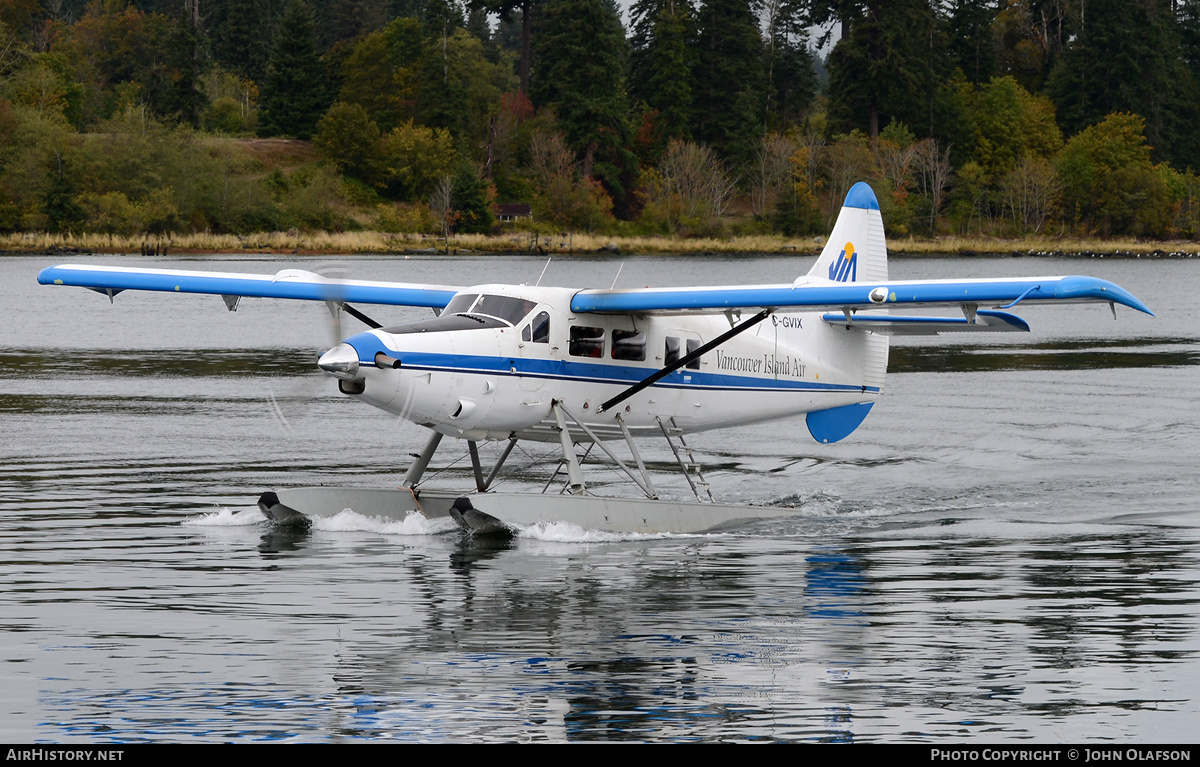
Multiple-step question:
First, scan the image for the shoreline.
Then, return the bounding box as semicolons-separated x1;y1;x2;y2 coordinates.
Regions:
6;230;1200;258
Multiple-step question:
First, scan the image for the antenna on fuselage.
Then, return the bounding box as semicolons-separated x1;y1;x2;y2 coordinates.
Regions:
610;262;624;290
535;258;551;287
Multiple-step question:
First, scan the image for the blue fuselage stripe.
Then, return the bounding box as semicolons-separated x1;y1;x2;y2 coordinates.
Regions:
362;349;878;394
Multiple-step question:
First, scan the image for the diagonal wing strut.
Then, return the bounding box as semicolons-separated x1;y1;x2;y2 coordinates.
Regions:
338;302;382;329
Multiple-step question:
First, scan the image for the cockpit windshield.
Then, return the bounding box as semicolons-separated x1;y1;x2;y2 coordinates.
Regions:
442;293;478;315
443;293;536;326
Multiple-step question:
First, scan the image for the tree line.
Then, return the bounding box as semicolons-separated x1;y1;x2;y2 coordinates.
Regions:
4;0;1200;239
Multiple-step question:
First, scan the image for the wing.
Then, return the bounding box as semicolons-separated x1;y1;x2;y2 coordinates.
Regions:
570;275;1153;317
37;264;461;309
571;181;1151;320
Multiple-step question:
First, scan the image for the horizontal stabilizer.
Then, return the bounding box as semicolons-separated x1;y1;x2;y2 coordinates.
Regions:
821;309;1030;335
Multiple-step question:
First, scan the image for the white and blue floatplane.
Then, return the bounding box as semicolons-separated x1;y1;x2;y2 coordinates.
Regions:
39;183;1153;533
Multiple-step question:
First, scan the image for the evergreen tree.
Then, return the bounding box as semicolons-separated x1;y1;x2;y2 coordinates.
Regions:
258;0;327;139
532;0;632;201
465;4;494;46
156;16;207;127
946;0;998;84
826;0;949;141
1180;0;1200;80
42;153;84;233
628;0;696;149
474;0;543;93
1047;0;1197;167
211;0;272;83
762;0;815;131
450;160;494;233
319;0;389;48
692;0;764;166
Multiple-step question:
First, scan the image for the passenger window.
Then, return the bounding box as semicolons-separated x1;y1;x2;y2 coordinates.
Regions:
611;329;646;361
665;336;680;366
686;338;701;369
569;326;605;357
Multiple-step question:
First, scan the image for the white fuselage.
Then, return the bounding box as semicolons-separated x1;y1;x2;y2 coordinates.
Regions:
334;284;887;443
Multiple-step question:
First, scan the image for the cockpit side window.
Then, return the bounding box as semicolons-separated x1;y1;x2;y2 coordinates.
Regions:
523;311;550;343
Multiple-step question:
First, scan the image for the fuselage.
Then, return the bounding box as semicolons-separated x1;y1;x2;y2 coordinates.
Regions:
322;284;887;443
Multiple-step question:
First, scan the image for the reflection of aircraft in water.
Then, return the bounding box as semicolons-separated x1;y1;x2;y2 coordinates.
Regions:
39;183;1152;533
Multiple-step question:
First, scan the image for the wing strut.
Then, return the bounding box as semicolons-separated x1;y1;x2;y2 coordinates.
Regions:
596;309;771;414
338;302;383;329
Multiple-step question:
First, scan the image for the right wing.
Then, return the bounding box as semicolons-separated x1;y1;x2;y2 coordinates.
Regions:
37;264;461;309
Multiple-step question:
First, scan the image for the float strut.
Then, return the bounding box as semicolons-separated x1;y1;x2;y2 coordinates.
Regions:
483;437;519;490
617;414;657;500
557;403;656;499
467;441;486;492
402;431;444;488
552;401;586;494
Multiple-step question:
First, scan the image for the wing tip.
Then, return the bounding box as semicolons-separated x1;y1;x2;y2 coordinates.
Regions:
1057;276;1154;316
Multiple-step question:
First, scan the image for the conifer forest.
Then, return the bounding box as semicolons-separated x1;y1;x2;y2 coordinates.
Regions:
4;0;1200;243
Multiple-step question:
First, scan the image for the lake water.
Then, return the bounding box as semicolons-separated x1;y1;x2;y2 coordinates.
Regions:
2;252;1197;742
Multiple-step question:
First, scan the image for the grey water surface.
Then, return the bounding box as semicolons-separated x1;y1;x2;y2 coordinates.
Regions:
1;252;1197;742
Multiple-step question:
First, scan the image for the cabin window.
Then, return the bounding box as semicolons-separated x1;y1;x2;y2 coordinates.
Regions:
569;326;605;357
522;311;550;343
612;329;646;361
686;338;701;369
665;336;680;366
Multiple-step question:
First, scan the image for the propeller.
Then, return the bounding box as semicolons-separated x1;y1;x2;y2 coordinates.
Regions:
263;263;385;430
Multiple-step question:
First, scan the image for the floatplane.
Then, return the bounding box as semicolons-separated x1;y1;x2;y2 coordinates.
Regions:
39;183;1152;533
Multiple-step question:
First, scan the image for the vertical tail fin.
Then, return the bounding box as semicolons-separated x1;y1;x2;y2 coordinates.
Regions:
802;182;889;443
798;181;888;285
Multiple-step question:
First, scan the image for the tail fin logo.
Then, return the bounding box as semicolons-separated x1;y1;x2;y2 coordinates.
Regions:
829;242;857;282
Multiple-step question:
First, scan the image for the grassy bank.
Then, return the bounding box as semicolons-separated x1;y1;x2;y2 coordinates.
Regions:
7;230;1200;257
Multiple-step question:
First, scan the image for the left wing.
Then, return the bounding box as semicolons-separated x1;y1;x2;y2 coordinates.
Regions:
570;275;1153;317
37;264;461;309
